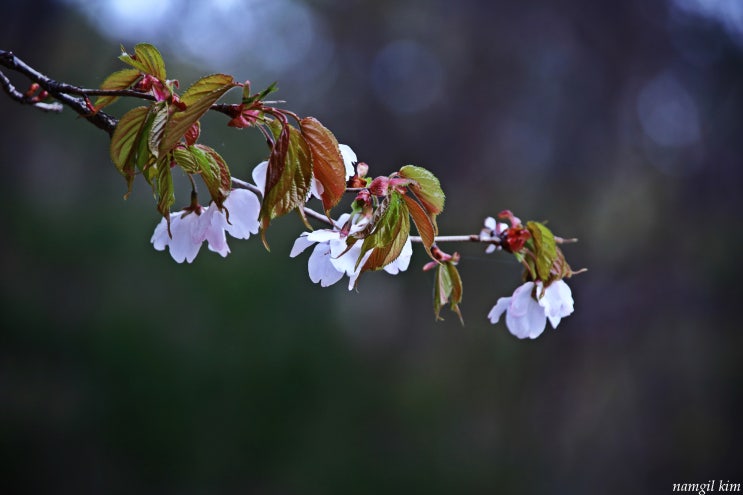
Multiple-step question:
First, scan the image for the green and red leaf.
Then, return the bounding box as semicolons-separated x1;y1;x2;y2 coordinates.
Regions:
159;75;237;155
526;221;557;282
433;260;464;324
402;194;436;258
119;43;166;81
94;68;141;109
156;155;175;221
259;120;313;247
110;106;151;196
195;144;232;209
357;192;411;274
399;165;445;215
300;117;346;213
147;102;169;158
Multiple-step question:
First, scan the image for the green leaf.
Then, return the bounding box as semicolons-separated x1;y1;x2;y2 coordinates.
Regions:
147;102;169;158
110;106;151;196
135;107;158;185
180;73;235;108
159;75;237;154
119;43;166;80
194;144;232;209
94;68;141;109
433;261;464;324
526;221;557;281
357;192;411;273
300;117;347;213
402;194;436;258
243;81;278;105
173;147;200;174
156;155;175;220
399;165;445;215
259;120;313;246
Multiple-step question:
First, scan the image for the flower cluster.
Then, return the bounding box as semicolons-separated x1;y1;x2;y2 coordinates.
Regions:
481;213;577;339
151;188;260;263
290;213;413;289
151;143;358;264
488;280;574;339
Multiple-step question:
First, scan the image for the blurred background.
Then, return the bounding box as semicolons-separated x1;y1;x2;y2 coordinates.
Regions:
1;0;742;493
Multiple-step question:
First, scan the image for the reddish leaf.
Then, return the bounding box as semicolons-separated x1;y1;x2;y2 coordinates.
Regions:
300;117;346;213
399;165;445;215
259;121;313;247
402;194;436;258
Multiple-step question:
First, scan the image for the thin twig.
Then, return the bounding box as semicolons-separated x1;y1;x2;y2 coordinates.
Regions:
0;50;119;135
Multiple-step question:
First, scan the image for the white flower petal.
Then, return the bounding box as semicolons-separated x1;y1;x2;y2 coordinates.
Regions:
223;189;260;239
310;177;324;200
339;144;357;179
199;208;230;257
251;160;268;195
485;244;497;254
508;281;536;316
168;213;203;263
487;297;511;324
383;237;413;274
290;233;315;257
489;281;548;339
307;229;342;243
329;239;361;275
150;214;176;251
346;250;371;290
538;279;574;329
505;298;547;339
308;243;344;287
484;216;496;231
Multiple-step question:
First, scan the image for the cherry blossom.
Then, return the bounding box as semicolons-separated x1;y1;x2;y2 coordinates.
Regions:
290;213;413;289
151;208;205;263
488;279;574;339
480;216;508;254
150;188;260;262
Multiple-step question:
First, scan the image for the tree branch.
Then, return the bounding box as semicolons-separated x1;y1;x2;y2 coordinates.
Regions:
0;50;119;135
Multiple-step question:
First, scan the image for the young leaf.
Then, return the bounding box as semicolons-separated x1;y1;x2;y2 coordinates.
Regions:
357;192;411;273
526;221;557;281
194;144;232;209
156;156;175;220
94;68;141;109
172;147;200;174
402;194;436;257
399;165;445;215
159;75;237;154
243;81;278;105
433;261;464;324
147;102;169;158
110;106;151;195
180;74;235;108
300;117;346;213
259;121;313;242
134;106;158;185
119;43;166;80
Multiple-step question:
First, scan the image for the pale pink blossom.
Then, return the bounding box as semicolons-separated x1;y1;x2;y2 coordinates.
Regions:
290;213;413;289
150;188;260;262
488;279;574;339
